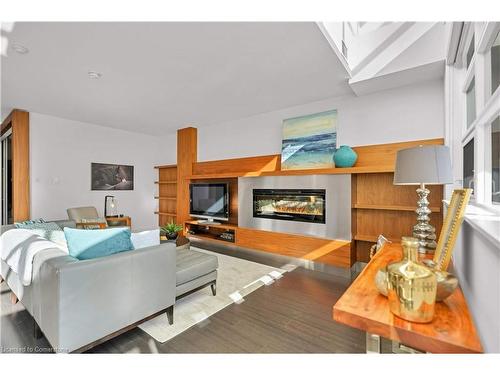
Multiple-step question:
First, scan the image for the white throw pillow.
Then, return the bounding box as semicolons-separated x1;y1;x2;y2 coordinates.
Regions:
131;229;160;250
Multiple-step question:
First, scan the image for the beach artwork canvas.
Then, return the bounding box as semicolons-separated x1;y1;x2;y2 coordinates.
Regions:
280;110;337;170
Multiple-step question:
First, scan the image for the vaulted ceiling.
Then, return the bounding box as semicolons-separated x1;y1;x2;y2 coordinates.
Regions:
1;22;353;135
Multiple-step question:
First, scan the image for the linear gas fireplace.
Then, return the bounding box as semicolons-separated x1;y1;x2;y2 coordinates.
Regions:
253;189;326;224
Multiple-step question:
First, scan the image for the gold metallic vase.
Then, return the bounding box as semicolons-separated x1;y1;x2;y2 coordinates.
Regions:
387;237;437;323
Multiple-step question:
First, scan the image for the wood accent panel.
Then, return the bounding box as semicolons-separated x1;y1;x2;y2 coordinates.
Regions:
351;172;444;262
353;203;441;212
12;111;30;221
1;110;30;222
354;240;374;263
236;227;352;268
355;209;443;243
352;138;444;168
192;154;280;176
354;173;443;209
176;127;197;224
188;165;394;179
333;242;483;353
189;138;444;179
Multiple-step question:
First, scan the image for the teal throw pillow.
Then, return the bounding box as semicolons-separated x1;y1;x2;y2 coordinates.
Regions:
64;227;133;260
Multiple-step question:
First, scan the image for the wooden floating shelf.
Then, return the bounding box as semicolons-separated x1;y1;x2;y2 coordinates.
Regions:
155;196;177;200
185;220;238;231
187;165;395;180
353;203;441;212
155;180;177;184
354;234;400;243
155;211;177;217
154;164;177;169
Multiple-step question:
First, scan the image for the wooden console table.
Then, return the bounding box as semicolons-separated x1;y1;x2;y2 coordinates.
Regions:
333;242;482;353
106;216;132;228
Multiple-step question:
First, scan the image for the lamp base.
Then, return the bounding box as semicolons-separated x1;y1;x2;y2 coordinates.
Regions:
413;183;437;254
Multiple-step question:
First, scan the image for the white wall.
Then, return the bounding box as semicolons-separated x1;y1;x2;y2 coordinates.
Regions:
453;220;500;353
30;113;168;231
197;79;444;161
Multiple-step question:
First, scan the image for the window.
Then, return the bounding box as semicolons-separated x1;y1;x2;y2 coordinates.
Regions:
463;138;475;191
466;34;475;68
466;78;476;128
491;31;500;94
492;117;500;203
450;23;500;209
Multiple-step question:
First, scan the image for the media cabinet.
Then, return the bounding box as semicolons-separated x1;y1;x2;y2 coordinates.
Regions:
155;127;444;269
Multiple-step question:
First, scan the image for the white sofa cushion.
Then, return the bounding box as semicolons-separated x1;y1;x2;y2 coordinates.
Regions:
131;229;160;250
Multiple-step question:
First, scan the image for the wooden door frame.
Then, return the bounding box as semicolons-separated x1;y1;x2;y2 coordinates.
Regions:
1;109;30;222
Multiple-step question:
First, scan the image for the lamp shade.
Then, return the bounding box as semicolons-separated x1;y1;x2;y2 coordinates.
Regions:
393;145;453;185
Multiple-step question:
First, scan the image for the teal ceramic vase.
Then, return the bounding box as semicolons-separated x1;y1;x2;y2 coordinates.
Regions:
333;145;358;168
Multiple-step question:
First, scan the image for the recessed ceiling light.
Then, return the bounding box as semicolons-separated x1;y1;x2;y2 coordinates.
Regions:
11;43;29;54
88;71;102;79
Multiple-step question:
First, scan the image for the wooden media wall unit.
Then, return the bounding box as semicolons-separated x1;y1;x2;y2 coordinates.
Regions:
175;127;444;268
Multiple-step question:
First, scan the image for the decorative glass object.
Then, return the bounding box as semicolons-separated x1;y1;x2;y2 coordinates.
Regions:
387;237;437;323
333;145;357;168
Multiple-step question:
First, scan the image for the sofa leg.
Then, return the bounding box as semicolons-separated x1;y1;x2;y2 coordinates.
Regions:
166;305;174;325
0;276;3;285
210;281;217;296
10;292;18;305
34;320;43;340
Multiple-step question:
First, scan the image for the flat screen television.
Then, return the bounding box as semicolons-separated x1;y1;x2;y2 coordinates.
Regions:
189;183;229;222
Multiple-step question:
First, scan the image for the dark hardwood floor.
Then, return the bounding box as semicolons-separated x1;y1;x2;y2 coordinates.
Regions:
1;242;367;353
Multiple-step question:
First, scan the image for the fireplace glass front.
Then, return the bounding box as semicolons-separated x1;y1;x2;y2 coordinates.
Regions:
253;189;326;224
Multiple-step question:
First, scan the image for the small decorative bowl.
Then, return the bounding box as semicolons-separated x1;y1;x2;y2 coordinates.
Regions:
374;265;458;302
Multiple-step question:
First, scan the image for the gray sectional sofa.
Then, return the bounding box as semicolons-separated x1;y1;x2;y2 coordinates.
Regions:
0;220;218;353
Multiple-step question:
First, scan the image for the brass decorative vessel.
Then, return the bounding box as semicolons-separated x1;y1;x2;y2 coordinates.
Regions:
386;237;437;323
375;266;458;302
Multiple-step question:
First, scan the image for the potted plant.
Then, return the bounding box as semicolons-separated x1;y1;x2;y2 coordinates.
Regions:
160;221;183;241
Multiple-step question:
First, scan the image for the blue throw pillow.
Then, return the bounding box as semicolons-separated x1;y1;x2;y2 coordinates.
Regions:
64;227;133;260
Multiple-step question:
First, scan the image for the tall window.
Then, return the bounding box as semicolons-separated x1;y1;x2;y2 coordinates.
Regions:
463;138;475;190
466;34;475;68
454;23;500;208
491;31;500;95
492;117;500;203
466;78;476;128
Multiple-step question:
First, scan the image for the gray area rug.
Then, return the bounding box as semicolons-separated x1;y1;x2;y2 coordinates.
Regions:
139;247;287;343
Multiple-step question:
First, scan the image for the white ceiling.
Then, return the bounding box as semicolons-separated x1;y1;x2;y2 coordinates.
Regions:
1;22;352;135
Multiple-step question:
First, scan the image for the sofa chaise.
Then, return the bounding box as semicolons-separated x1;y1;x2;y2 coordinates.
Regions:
0;220;218;353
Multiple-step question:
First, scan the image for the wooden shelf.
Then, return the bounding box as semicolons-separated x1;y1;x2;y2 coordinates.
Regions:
155;180;177;184
354;234;400;243
353;203;441;212
155;196;177;200
185;220;238;231
155;211;176;217
154;164;177;169
185;220;237;244
187;165;395;180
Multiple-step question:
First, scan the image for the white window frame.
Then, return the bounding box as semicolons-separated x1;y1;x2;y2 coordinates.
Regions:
456;22;500;211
